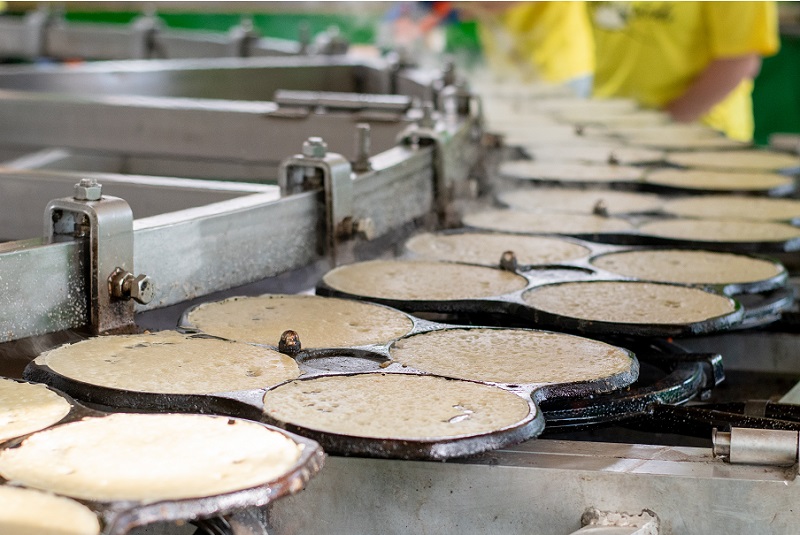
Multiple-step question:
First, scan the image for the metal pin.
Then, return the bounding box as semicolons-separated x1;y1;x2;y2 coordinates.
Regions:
353;123;372;173
500;251;518;272
279;330;302;356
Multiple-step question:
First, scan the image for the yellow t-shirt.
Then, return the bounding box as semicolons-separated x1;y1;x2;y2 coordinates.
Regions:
590;1;779;141
479;2;594;84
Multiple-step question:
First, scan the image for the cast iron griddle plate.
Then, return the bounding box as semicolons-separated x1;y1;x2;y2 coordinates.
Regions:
0;412;323;535
317;260;744;338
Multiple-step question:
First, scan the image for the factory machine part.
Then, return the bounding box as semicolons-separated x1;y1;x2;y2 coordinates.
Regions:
1;51;800;534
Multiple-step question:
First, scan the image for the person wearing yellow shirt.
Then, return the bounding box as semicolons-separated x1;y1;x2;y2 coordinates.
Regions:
589;2;780;141
472;2;595;94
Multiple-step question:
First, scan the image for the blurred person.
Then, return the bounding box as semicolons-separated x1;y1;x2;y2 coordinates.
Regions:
589;2;779;141
469;2;595;96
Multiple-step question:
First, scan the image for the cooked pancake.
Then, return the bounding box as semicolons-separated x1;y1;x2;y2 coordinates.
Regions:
390;328;634;385
263;374;531;440
501;160;645;183
0;486;100;535
626;135;749;151
523;144;664;165
38;331;300;395
322;260;529;301
644;168;793;192
0;414;303;503
187;294;414;348
556;109;670;128
613;123;723;142
405;232;590;266
0;379;71;443
497;188;663;215
666;150;800;172
530;97;639;114
522;281;737;325
638;219;800;244
463;209;633;234
591;249;783;285
662;196;800;222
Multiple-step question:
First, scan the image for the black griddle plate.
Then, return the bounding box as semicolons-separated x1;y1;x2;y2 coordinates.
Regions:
0;380;323;535
25;308;641;461
316;263;747;339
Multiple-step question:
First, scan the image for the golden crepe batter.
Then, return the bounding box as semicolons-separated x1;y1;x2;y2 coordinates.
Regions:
187;294;414;348
666;150;800;172
522;144;664;166
523;281;737;325
263;374;531;440
644;168;793;192
501;160;645;183
591;250;783;285
0;486;100;535
497;188;662;215
639;219;800;243
38;330;300;394
0;414;303;503
405;232;590;266
463;209;633;234
322;260;529;301
662;196;800;222
390;328;634;385
0;378;71;443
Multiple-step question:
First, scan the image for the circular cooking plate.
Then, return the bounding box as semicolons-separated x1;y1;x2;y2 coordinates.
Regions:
261;372;542;460
405;231;591;267
463;209;633;235
0;485;100;535
500;160;645;183
555;109;670;129
521;144;665;166
589;249;786;293
496;188;663;215
321;260;529;302
34;330;302;395
625;135;749;151
666;149;800;172
661;195;800;223
0;413;320;504
637;219;800;251
182;294;415;348
643;168;794;194
521;280;742;337
0;378;71;443
388;327;637;396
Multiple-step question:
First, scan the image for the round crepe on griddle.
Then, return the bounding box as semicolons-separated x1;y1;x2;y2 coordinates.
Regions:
638;219;800;244
186;294;414;348
322;260;529;301
0;378;71;443
405;232;590;266
500;160;645;183
497;188;662;215
522;144;665;166
661;195;800;222
0;486;100;535
643;168;793;193
263;373;532;440
591;249;784;285
666;150;800;172
390;328;635;386
37;330;301;394
0;414;303;503
463;209;633;234
522;281;737;325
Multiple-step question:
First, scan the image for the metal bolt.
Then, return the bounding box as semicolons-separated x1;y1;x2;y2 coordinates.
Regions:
419;102;436;129
302;137;328;158
353;123;372;173
108;268;154;305
278;330;302;356
500;251;518;272
353;218;376;241
442;58;456;86
74;178;102;201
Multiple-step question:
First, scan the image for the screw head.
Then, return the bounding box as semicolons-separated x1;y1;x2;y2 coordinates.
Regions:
302;137;327;158
74;178;102;201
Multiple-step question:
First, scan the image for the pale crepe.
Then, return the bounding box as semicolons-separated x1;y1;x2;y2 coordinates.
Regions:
497;188;662;215
0;486;100;535
463;209;633;234
0;378;71;443
501;160;644;183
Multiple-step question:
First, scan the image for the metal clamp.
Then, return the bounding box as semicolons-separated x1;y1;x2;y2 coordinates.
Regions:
279;137;356;261
44;178;151;335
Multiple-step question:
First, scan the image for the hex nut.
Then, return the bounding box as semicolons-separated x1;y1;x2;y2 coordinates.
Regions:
74;180;102;201
108;268;128;299
302;137;328;158
129;274;155;305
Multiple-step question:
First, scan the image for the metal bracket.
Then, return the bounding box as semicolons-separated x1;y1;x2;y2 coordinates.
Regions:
397;103;453;225
44;181;141;335
279;137;355;262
